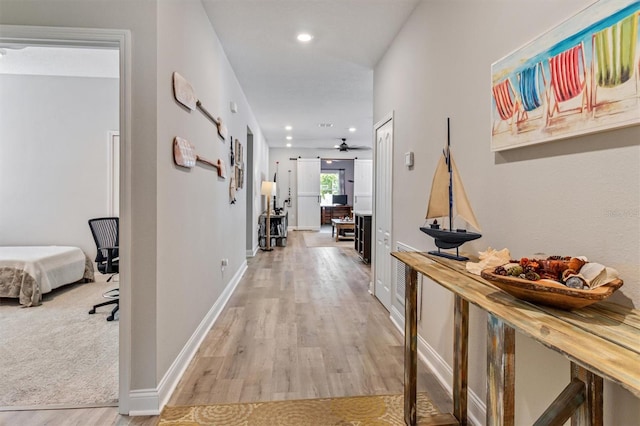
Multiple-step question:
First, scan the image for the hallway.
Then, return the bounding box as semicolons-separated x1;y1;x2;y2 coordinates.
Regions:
168;230;451;407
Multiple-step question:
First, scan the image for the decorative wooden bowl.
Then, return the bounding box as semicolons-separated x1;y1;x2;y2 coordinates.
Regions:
480;268;623;310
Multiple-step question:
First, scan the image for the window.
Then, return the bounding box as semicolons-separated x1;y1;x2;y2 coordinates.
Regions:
320;171;345;205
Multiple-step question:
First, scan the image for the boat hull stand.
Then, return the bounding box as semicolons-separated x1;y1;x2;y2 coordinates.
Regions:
420;227;482;261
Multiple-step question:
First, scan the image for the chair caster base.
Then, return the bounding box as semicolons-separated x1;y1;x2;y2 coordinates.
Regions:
107;315;115;321
89;308;96;314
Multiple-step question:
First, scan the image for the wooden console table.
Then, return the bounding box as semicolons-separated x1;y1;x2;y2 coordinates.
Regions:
391;251;640;426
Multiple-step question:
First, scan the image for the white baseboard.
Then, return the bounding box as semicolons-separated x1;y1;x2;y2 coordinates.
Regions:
128;260;248;416
390;314;486;426
246;244;259;257
390;305;404;332
127;389;159;416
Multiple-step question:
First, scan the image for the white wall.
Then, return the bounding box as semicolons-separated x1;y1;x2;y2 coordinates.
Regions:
375;0;640;424
269;148;372;228
0;74;118;257
155;0;269;379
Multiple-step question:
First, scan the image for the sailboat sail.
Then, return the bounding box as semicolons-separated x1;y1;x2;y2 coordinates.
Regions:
425;152;481;232
425;155;449;219
451;157;481;231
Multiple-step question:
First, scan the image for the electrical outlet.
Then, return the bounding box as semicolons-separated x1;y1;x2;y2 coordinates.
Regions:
221;258;229;267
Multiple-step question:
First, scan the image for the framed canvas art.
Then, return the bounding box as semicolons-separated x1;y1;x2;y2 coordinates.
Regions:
491;0;640;151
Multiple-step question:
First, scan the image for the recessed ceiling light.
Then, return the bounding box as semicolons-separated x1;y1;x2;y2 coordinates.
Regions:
286;143;292;148
348;127;356;132
319;123;334;128
285;125;292;131
297;33;313;42
286;136;292;140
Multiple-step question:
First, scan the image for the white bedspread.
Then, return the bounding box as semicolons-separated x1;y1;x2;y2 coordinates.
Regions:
0;246;88;306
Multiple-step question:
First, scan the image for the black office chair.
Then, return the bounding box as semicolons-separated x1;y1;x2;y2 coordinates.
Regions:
88;217;119;321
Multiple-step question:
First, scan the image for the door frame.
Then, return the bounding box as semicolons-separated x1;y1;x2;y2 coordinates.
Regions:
108;130;120;217
0;24;133;414
245;127;255;256
372;112;394;303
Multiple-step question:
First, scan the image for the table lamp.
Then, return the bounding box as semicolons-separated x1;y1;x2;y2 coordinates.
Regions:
261;181;277;251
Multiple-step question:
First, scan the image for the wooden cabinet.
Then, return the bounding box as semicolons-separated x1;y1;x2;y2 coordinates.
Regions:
259;212;288;248
321;205;352;224
354;212;372;263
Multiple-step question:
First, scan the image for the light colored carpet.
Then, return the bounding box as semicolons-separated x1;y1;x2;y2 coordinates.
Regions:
301;230;355;248
0;276;118;409
159;393;454;426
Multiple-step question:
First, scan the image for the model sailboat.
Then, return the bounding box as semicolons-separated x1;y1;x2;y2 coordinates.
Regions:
420;118;481;261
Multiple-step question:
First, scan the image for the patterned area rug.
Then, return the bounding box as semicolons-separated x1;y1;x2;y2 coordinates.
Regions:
159;393;451;425
0;276;118;409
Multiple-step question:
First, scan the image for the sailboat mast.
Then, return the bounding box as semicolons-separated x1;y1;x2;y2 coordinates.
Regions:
447;117;453;231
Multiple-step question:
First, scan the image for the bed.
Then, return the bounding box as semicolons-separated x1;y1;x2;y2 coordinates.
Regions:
0;246;94;307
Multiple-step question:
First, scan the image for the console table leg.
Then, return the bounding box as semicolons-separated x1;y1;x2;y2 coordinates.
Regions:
487;314;515;426
571;363;603;426
404;267;418;426
454;295;469;425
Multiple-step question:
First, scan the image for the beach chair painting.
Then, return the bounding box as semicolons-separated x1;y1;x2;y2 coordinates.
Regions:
516;62;547;128
491;78;520;135
547;43;589;123
591;12;639;116
490;0;640;151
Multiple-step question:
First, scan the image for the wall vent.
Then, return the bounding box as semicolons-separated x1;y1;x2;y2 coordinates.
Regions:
394;242;422;320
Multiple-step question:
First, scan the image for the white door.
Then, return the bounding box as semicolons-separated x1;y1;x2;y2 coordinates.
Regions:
374;116;393;310
353;159;372;213
297;158;321;230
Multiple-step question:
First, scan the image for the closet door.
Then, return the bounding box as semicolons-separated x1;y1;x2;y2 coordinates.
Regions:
374;117;393;310
297;158;321;230
353;159;372;213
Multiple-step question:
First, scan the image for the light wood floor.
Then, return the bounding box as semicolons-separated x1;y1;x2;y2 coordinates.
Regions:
0;230;451;425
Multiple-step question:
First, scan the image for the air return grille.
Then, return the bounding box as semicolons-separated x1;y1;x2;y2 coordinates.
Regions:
394;242;422;312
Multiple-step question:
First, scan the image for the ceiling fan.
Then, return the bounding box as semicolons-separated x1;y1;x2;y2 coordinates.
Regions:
336;138;369;152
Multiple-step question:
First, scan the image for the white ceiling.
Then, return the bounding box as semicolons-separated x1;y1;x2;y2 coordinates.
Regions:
202;0;420;149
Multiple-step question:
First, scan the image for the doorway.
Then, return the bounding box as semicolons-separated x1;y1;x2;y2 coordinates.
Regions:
373;113;393;311
0;25;131;413
320;158;353;207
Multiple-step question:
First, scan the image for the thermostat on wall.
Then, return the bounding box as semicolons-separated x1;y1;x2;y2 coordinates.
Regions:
405;151;414;168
